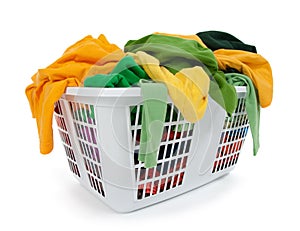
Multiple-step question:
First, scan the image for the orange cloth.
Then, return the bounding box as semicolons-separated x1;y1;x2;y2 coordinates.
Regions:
83;49;125;83
154;32;207;48
26;34;123;154
214;49;273;107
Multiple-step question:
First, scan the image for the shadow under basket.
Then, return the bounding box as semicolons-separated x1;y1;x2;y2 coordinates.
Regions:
54;86;249;212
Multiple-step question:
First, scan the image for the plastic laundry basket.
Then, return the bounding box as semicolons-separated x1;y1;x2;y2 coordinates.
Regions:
54;86;249;212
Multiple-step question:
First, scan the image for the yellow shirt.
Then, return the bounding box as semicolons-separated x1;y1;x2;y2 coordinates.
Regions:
26;34;124;154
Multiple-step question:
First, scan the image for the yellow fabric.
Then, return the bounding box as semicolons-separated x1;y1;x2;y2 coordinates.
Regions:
214;49;273;108
129;51;210;122
154;32;207;48
26;34;123;154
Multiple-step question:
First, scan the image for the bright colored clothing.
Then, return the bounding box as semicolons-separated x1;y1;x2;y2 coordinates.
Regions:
138;80;168;168
82;49;125;83
129;51;210;123
84;56;149;87
125;34;237;115
225;73;260;156
25;34;123;154
214;49;273;108
84;73;132;87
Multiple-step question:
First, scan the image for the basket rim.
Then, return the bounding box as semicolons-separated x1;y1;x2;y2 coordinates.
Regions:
65;86;246;98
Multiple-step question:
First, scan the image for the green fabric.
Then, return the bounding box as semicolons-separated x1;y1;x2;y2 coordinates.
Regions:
211;71;238;114
225;73;260;156
138;80;168;168
84;56;149;87
124;34;237;115
111;56;149;82
197;31;257;53
84;73;132;87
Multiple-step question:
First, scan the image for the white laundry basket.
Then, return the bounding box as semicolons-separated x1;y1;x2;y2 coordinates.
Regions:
54;86;249;212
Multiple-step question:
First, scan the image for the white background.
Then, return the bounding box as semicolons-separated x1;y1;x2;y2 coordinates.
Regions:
0;0;299;230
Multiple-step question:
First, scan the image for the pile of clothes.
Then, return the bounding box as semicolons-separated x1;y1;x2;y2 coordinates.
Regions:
25;31;273;168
